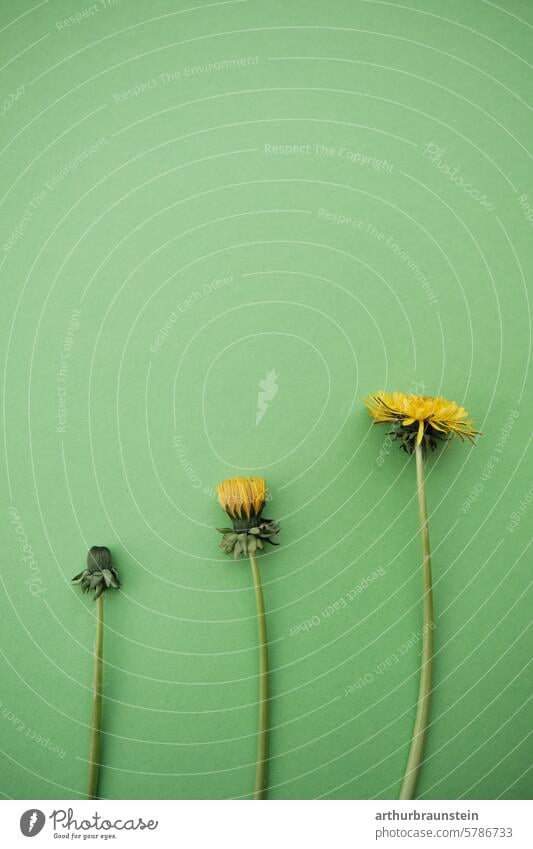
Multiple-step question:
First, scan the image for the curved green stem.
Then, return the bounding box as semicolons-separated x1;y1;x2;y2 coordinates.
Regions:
250;553;269;800
87;593;104;800
400;444;434;800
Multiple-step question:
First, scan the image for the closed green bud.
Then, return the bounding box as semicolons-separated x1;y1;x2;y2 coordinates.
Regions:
72;546;120;599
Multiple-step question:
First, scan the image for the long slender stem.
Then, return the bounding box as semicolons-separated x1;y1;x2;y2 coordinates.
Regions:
400;444;435;800
87;593;104;800
250;553;269;800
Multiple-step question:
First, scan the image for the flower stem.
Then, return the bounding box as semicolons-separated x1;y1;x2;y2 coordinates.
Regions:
250;553;269;800
87;593;104;800
400;443;435;800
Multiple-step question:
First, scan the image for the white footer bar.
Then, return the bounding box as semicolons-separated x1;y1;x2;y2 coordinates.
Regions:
2;799;530;848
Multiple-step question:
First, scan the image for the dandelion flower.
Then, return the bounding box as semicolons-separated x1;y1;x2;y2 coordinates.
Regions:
216;476;279;558
366;392;479;453
215;477;280;799
365;391;479;799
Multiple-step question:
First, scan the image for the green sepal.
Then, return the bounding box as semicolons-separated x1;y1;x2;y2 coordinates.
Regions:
216;519;280;558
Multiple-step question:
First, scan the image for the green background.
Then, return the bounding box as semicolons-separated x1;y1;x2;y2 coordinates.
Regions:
0;0;531;800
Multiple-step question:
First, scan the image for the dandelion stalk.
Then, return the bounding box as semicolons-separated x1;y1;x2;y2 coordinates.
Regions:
250;552;269;800
365;391;479;799
87;593;104;800
215;477;280;800
72;546;120;801
400;443;434;800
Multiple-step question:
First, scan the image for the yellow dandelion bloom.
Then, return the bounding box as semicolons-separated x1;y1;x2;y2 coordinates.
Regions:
366;391;479;448
364;389;480;799
216;476;267;519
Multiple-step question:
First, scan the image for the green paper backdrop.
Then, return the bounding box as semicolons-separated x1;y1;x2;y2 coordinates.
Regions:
0;0;531;801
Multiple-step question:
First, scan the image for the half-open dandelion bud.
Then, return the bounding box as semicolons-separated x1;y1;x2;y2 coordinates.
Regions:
366;391;479;454
72;545;120;599
213;477;280;799
216;477;279;558
217;476;266;521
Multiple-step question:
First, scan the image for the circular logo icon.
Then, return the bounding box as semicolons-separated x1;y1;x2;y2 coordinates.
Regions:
20;809;45;837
